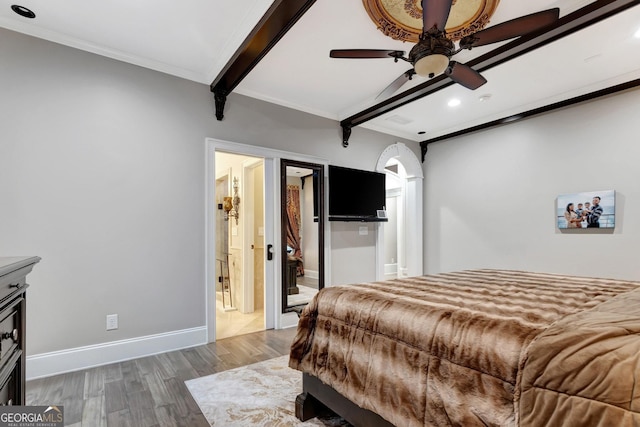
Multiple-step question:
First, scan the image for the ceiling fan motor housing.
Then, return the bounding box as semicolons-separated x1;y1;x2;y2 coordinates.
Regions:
409;32;454;78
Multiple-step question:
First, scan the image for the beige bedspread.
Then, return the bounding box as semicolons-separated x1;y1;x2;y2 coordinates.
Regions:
289;269;640;426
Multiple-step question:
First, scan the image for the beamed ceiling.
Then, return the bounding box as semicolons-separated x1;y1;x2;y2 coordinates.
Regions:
2;0;640;151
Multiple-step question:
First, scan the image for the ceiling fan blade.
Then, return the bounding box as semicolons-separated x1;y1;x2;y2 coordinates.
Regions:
376;69;416;100
422;0;453;32
460;8;559;49
445;61;487;90
330;49;405;59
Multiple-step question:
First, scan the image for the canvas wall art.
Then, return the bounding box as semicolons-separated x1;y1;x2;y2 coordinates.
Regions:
557;190;615;229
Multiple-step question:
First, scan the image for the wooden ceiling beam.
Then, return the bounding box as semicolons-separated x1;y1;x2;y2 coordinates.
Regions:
339;0;640;146
211;0;317;120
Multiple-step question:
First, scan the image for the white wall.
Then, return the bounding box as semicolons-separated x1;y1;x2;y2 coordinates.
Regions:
424;88;640;281
0;28;415;368
330;221;379;285
0;30;209;355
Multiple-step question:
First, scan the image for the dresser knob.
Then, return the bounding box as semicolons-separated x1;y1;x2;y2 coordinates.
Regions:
1;329;18;342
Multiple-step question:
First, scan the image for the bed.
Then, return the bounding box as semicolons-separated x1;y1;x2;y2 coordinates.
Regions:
289;269;640;426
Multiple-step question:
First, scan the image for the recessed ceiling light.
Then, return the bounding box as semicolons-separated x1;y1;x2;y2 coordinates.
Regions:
634;27;640;39
448;98;461;108
11;5;35;18
478;94;492;102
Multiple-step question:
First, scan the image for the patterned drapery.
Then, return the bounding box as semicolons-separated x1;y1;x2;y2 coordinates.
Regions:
286;185;304;276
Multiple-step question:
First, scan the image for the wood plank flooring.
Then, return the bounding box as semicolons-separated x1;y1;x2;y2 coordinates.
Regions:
26;327;298;427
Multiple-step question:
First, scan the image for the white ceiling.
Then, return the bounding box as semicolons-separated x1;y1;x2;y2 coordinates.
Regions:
2;0;640;142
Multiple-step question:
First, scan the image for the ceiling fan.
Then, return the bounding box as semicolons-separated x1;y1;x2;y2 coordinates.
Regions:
330;0;560;99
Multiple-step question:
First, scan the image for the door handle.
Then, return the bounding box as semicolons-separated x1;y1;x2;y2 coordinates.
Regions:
267;244;274;261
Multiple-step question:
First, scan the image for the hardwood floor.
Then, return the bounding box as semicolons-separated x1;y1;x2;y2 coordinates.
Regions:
26;327;298;427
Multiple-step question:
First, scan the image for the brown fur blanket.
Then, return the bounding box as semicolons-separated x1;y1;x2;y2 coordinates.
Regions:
289;270;640;426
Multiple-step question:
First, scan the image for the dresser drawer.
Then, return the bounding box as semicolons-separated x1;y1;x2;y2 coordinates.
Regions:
0;365;16;406
0;257;38;304
0;274;25;305
0;350;20;406
0;298;21;365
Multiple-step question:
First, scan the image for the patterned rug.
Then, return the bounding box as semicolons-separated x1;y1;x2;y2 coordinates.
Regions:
185;355;350;427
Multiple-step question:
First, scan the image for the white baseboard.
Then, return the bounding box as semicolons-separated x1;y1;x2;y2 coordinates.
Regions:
26;326;207;380
304;269;319;280
384;263;398;275
280;311;300;329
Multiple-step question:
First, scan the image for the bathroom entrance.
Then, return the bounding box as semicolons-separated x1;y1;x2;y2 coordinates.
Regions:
215;151;266;339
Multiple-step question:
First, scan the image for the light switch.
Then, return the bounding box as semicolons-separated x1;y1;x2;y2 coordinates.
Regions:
359;226;368;236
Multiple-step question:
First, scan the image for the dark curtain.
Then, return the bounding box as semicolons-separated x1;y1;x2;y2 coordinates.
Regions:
286;184;304;276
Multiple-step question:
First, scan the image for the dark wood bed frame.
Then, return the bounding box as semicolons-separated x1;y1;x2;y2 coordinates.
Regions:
295;373;395;427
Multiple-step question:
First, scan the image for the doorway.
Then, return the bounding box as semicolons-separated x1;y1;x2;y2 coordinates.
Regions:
206;138;329;340
375;143;424;279
383;161;406;279
214;151;265;339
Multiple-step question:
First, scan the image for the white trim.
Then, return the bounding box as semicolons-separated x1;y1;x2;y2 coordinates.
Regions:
26;327;207;380
280;312;301;329
205;143;217;342
303;269;319;280
209;138;327;165
263;159;276;330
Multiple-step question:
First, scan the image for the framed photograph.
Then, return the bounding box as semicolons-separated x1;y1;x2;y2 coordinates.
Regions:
557;190;615;230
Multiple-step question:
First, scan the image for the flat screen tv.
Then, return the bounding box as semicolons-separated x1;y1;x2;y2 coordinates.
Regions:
328;165;387;222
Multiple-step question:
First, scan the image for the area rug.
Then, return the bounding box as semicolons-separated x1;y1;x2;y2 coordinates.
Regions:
185;355;350;426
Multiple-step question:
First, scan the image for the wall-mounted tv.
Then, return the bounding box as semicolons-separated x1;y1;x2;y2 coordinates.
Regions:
328;165;387;222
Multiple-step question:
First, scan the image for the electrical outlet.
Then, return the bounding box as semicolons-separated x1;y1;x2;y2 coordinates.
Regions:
106;314;118;331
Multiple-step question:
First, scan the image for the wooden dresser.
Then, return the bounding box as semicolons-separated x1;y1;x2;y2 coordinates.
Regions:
0;256;40;406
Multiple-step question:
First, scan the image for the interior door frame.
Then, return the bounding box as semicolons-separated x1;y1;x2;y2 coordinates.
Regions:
205;138;330;341
206;139;275;342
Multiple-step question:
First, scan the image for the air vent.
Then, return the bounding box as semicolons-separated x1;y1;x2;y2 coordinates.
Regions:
385;115;413;125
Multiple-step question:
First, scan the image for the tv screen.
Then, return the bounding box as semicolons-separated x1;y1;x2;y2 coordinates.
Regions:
328;165;386;221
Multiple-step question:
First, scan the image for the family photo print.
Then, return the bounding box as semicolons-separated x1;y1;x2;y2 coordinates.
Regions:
557;190;615;230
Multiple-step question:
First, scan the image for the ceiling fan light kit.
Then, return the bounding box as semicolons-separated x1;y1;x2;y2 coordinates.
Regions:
330;0;560;100
414;54;449;77
409;30;454;77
